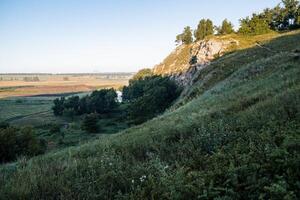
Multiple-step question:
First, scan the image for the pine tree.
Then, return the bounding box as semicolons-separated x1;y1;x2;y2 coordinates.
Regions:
182;26;193;44
194;19;207;41
282;0;299;18
194;19;214;41
239;14;271;35
217;19;234;35
206;19;214;36
175;26;193;45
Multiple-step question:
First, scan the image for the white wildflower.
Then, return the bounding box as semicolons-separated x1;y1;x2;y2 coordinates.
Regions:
139;175;147;182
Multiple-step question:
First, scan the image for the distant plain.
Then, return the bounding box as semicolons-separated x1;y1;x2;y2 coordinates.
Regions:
0;73;133;98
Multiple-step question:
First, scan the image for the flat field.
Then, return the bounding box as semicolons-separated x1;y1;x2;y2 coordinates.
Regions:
0;73;132;98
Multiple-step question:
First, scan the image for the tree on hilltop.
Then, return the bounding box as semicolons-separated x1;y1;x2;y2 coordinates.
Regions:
239;14;271;35
217;19;234;35
176;26;193;45
194;19;214;41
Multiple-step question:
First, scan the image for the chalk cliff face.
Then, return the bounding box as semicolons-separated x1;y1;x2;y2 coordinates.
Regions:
153;38;239;85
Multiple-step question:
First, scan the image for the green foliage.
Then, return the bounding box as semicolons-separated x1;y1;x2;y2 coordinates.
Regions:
81;113;99;133
90;89;118;114
283;0;299;18
194;19;214;41
239;15;271;35
0;126;46;163
217;19;234;35
206;19;214;36
53;97;65;116
132;68;153;80
273;0;300;29
52;89;118;117
239;0;300;34
176;26;193;45
123;76;181;123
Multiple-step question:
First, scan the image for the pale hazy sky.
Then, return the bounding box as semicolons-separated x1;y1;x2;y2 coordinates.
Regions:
0;0;281;73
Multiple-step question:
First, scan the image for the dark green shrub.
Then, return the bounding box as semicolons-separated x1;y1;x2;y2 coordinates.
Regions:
15;99;24;103
123;75;181;124
52;97;65;116
82;113;99;133
0;126;46;163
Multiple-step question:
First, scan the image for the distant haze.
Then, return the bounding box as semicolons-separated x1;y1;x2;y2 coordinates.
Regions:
0;0;281;73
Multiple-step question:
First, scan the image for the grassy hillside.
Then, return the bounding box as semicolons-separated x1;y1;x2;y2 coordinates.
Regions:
0;31;300;199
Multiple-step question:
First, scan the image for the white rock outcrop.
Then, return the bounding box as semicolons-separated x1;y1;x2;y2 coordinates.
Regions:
153;38;239;85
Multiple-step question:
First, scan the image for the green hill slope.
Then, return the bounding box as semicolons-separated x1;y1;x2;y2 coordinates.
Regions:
1;31;300;199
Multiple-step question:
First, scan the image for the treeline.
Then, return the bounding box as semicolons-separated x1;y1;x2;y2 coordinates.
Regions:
52;88;118;117
23;77;40;82
52;75;181;131
176;0;300;44
0;123;46;163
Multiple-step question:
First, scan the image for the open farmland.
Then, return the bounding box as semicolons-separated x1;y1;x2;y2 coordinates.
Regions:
0;73;133;98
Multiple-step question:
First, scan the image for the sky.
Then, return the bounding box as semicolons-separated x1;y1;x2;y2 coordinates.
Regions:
0;0;281;73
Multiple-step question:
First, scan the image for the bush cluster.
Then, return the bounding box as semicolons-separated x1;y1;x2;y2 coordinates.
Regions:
123;75;182;124
81;113;99;133
52;88;118;117
0;125;46;163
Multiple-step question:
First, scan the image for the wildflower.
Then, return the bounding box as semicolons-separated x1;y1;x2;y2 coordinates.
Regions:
139;175;147;182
